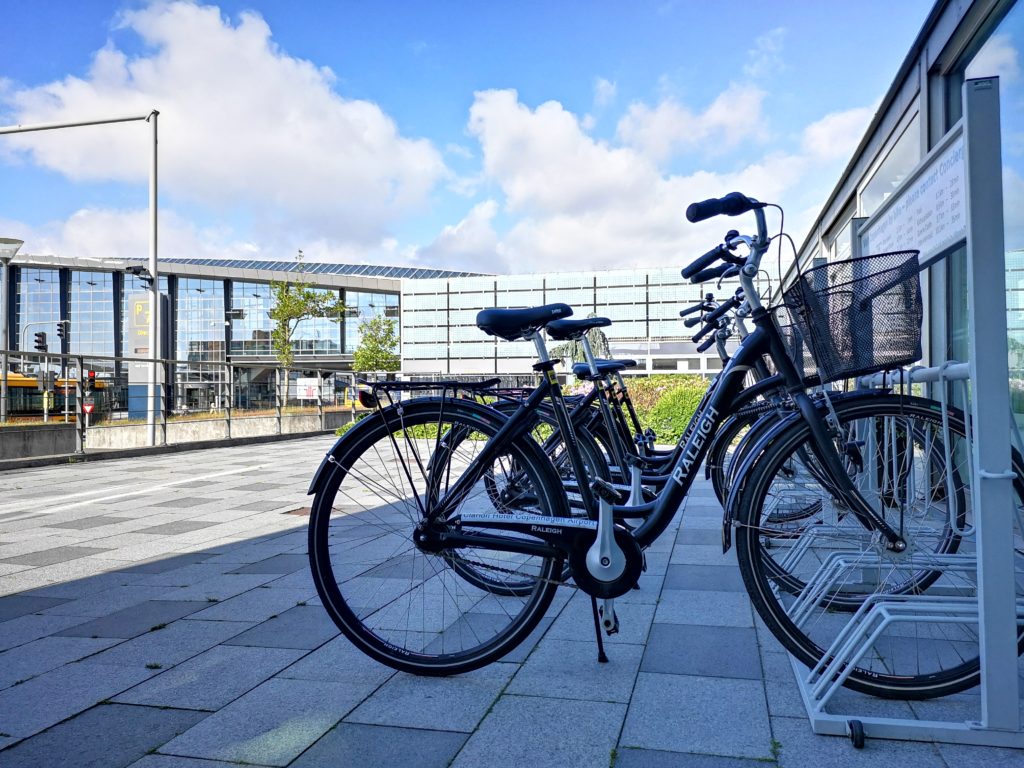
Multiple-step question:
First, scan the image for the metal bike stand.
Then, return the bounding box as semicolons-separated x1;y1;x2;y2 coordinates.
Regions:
783;77;1023;748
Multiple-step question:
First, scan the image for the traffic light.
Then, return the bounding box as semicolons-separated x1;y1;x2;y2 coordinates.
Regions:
84;370;96;393
33;331;47;353
57;321;68;342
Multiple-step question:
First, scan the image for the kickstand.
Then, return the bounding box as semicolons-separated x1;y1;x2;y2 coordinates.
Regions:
590;595;609;663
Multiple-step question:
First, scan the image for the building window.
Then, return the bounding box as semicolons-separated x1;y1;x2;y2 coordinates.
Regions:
70;271;115;362
345;291;399;354
231;282;273;356
176;278;226;363
16;268;60;352
956;4;1024;425
860;114;921;216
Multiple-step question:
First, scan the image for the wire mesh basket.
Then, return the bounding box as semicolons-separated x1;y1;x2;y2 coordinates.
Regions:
781;250;923;384
770;305;818;383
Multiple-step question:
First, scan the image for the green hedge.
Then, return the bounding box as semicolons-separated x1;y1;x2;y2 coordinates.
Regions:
642;378;708;443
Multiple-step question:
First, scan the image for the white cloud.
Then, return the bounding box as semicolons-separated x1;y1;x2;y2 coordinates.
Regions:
0;1;446;251
4;206;263;262
616;84;768;163
445;143;475;160
593;77;617;108
457;89;877;273
416;200;502;272
744;27;786;79
801;104;876;161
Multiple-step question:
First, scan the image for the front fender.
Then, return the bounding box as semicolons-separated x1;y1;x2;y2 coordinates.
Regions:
721;410;800;553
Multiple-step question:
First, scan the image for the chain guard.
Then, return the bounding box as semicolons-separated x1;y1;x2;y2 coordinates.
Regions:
568;527;645;598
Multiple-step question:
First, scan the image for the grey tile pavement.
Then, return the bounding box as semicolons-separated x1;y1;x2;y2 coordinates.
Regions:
113;643;304;710
223;605;338;649
0;438;1018;766
159;677;373;766
290;723;467;768
55;599;207;638
0;545;113;567
0;635;120;690
0;704;207;768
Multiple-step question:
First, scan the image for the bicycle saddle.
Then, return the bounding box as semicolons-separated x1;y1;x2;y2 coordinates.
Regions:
546;317;612;341
571;359;637;379
476;303;573;341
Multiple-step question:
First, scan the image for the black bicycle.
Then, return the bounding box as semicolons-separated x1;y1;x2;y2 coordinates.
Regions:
307;192;1020;699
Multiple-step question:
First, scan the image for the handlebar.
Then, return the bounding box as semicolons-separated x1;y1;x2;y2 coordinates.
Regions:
683;315;704;328
683;191;771;315
690;262;737;284
703;295;740;325
681;243;730;280
685;192;765;223
691;317;717;345
696;336;716;354
679;301;709;317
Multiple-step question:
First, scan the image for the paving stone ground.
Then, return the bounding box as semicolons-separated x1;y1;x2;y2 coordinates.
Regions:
0;437;1018;767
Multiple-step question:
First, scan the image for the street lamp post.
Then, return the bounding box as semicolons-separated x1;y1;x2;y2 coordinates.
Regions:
0;111;160;445
0;238;23;423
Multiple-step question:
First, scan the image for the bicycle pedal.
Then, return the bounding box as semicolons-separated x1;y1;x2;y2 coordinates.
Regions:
599;603;619;636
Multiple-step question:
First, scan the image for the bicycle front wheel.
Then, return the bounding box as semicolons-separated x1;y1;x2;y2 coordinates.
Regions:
308;398;565;676
734;395;1021;699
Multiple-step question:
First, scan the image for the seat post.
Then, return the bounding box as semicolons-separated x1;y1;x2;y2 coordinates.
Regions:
580;335;600;377
527;329;554;364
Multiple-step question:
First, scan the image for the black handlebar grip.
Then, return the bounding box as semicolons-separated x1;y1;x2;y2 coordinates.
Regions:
689;263;734;284
683;315;703;328
692;319;717;344
704;296;740;324
696;336;716;353
681;244;726;279
686;192;758;223
678;302;705;317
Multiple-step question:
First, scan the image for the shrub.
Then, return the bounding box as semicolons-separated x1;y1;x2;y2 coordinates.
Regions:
637;376;708;444
334;412;368;437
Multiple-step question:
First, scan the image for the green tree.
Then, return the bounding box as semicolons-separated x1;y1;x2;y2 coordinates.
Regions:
268;252;345;409
269;281;345;369
550;313;612;363
353;316;400;372
268;250;345;370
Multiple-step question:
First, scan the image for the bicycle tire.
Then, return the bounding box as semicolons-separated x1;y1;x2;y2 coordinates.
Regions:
308;397;564;676
734;394;1023;699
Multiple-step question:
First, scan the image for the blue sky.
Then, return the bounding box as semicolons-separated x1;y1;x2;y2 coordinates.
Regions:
0;0;933;272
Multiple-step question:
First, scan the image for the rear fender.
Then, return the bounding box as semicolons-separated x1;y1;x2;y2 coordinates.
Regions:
306;398;512;496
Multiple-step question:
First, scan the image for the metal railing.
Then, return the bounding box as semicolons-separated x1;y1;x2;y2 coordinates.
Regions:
0;348;361;456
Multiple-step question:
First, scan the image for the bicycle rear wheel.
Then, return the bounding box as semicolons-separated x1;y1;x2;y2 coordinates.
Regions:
308;397;564;676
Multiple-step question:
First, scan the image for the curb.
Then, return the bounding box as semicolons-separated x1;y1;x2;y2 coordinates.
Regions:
0;429;337;472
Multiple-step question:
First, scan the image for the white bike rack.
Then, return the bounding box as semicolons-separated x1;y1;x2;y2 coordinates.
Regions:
785;77;1024;748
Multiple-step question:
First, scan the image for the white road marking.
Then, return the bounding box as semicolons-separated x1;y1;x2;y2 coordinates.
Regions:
0;463;269;519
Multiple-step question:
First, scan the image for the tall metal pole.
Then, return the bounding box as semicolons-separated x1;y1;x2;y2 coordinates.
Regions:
147;111;159;447
0;113;158;440
0;254;12;423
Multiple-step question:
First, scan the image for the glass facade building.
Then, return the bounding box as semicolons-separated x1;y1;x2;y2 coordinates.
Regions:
2;258;409;371
402;267;735;374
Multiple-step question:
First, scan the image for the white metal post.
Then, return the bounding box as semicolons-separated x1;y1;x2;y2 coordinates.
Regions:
147;111;159;447
962;77;1020;732
0;112;160;445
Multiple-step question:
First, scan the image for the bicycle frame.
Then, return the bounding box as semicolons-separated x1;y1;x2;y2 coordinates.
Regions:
432;304;907;562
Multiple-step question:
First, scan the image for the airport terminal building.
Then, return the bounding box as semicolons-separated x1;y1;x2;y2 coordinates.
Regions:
0;254;724;378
